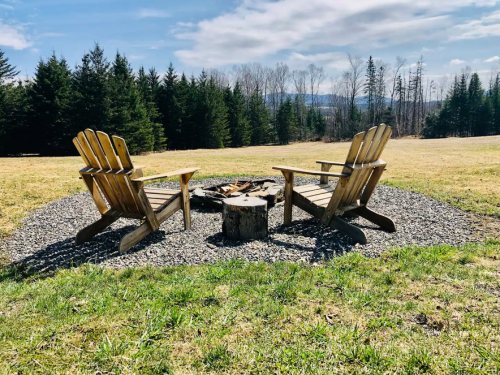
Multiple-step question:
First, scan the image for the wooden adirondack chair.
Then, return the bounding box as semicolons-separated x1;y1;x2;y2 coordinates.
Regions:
273;124;395;244
73;129;199;253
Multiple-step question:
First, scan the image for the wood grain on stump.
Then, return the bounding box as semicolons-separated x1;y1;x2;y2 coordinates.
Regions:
222;197;268;240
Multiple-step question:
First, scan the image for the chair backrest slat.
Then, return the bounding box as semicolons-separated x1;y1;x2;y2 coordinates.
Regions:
364;124;387;163
112;136;134;170
373;126;392;160
344;132;365;165
73;138;91;167
85;129;111;170
97;131;122;170
77;132;101;168
355;126;377;165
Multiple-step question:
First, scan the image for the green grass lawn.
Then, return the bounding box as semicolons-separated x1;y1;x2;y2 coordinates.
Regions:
1;240;499;374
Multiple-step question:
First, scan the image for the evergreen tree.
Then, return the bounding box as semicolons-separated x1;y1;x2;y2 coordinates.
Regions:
108;53;154;154
30;53;73;155
276;97;296;145
137;66;165;151
176;73;192;150
313;109;326;139
293;94;307;140
468;73;483;136
364;56;376;124
457;73;469;136
477;96;492;136
7;81;31;155
185;75;199;149
159;63;181;149
490;74;500;134
248;92;269;145
0;55;31;156
195;75;229;149
71;44;111;133
0;49;19;82
382;106;395;127
225;82;250;147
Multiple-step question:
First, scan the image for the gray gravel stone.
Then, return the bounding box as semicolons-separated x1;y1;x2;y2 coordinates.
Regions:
0;177;477;272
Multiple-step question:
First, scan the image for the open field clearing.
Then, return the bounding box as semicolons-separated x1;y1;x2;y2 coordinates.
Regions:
1;241;499;373
0;135;499;374
1;135;500;238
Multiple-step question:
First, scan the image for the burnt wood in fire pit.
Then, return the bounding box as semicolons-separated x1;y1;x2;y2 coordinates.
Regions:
190;179;283;209
222;197;268;240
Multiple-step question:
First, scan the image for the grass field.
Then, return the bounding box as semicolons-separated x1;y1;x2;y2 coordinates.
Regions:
1;135;500;237
1;136;500;373
1;241;499;374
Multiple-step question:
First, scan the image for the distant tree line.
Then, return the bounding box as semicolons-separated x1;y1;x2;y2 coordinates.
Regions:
1;45;499;156
422;72;500;138
0;44;325;156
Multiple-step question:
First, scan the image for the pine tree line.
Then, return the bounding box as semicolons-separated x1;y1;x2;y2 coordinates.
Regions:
0;45;325;156
422;72;500;138
2;46;500;157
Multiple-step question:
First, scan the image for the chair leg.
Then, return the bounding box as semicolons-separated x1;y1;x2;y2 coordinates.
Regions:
328;216;368;245
118;221;154;253
282;171;294;226
180;174;191;230
354;206;396;232
76;216;118;245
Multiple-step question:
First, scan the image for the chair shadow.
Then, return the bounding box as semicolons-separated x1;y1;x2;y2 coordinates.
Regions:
2;224;171;279
205;214;381;263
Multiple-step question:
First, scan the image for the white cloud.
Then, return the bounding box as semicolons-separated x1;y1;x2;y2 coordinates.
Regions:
174;0;500;67
138;8;170;19
450;10;500;40
449;58;466;65
128;54;145;61
177;22;194;28
0;4;14;9
485;55;500;62
0;19;31;50
288;52;351;71
409;62;428;69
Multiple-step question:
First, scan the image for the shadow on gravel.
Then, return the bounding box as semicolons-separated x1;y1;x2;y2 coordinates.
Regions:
2;225;170;278
205;215;369;263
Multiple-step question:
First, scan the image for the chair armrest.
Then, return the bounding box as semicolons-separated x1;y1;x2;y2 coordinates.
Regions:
273;166;350;178
131;167;200;182
316;160;354;170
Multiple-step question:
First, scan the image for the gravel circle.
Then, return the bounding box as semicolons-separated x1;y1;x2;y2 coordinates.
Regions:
1;177;477;272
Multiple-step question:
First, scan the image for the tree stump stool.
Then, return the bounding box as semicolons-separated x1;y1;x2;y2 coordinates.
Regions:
222;197;268;240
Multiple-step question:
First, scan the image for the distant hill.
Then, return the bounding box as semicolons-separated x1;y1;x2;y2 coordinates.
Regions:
283;94;392;108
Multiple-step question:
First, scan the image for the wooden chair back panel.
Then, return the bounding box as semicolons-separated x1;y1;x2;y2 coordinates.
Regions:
349;125;392;203
84;130;130;213
74;129;144;216
340;126;376;205
96;131;142;214
76;132;123;211
338;124;391;208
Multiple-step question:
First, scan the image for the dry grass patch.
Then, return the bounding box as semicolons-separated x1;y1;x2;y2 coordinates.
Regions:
1;135;500;237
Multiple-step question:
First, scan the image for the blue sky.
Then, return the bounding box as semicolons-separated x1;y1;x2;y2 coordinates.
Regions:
1;0;500;90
